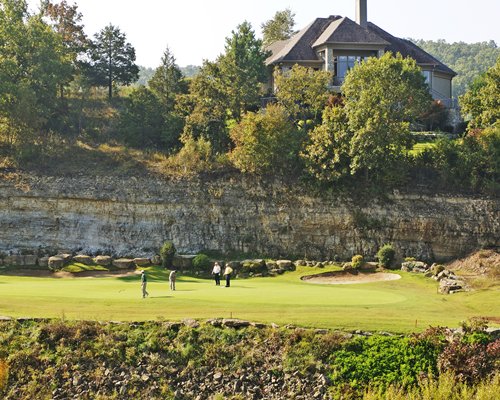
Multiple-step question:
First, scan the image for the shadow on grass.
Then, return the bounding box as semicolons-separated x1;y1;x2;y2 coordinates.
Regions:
118;266;208;284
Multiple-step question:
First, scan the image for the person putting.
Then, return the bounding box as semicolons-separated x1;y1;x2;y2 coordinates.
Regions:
169;270;176;291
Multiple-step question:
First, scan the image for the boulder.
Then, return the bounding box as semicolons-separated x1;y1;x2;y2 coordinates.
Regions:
241;259;266;274
266;261;278;270
294;260;306;267
430;263;445;276
48;256;65;271
222;319;251;328
133;258;151;267
94;255;112;266
73;255;94;265
401;260;428;272
439;278;466;294
55;253;72;263
436;270;450;281
226;261;241;270
276;260;294;271
182;319;200;328
342;263;353;271
112;258;134;269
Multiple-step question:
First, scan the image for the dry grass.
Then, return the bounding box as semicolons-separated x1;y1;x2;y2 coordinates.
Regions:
363;373;500;400
447;250;500;290
0;359;8;392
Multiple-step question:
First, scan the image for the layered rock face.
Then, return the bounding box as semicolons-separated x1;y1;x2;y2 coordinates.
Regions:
0;175;498;261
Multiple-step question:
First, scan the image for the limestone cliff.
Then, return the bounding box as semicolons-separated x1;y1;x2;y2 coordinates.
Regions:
0;175;498;261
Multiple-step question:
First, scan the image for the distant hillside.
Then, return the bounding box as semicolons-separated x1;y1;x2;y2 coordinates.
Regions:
411;39;500;97
136;65;200;86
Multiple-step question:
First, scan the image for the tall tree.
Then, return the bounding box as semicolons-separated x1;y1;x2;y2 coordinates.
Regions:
119;86;165;148
41;0;89;97
149;46;186;112
0;0;70;145
179;21;268;153
343;53;431;181
303;104;352;182
219;21;269;119
178;60;230;153
87;24;139;98
229;104;301;175
261;8;296;47
273;65;332;123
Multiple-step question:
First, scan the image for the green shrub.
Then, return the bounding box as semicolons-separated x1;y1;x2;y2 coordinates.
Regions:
192;254;211;271
331;335;442;394
404;257;416;262
376;244;396;268
229;104;302;175
431;264;445;276
351;255;364;269
160;241;176;269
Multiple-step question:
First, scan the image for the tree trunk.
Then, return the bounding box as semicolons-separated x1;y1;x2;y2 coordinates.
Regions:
108;49;113;99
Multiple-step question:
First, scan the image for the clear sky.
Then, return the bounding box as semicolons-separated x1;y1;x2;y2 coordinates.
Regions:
28;0;500;68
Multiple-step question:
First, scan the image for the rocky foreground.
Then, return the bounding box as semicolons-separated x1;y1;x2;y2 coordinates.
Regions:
1;318;499;400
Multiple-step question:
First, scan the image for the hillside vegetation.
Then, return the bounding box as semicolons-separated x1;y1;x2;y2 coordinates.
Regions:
1;2;499;195
0;319;498;399
412;39;500;97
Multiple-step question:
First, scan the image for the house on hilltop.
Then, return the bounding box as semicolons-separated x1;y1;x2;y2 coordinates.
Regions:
266;0;456;106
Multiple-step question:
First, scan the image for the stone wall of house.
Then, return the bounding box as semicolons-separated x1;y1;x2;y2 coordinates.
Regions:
0;175;498;261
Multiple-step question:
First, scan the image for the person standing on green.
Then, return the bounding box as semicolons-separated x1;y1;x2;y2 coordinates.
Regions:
141;270;149;298
223;265;233;287
169;270;177;291
212;262;221;286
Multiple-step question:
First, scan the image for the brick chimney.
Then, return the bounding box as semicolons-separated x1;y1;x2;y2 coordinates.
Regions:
355;0;367;28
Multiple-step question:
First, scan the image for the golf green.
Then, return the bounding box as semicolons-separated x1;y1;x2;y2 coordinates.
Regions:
0;266;498;332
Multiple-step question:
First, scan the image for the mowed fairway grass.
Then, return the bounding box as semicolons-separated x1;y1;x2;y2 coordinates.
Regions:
0;266;498;333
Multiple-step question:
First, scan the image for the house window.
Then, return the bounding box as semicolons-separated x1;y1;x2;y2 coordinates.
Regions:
333;56;366;81
422;70;432;86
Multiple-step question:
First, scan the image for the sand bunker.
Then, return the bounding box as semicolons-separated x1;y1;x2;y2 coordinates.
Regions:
302;271;401;285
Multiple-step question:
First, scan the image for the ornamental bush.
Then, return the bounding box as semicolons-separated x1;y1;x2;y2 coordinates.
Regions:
192;254;211;271
160;241;176;269
376;244;396;268
351;255;364;269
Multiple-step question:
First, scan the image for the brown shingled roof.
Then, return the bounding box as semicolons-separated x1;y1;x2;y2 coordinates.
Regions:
367;22;456;76
265;14;456;77
266;16;341;64
313;17;388;46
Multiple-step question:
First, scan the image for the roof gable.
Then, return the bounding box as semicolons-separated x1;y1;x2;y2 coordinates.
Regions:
266;16;341;65
313;17;388;47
